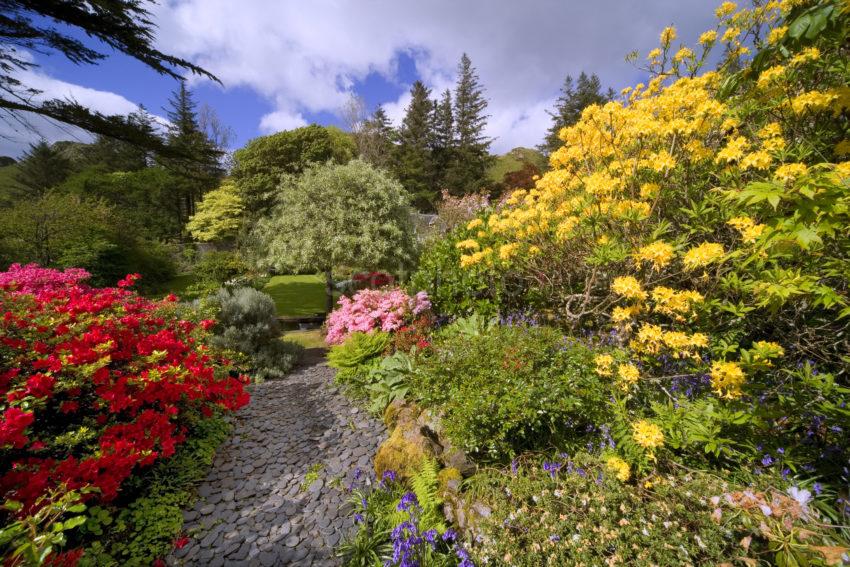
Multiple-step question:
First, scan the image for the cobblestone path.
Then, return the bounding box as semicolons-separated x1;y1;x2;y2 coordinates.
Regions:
168;360;386;566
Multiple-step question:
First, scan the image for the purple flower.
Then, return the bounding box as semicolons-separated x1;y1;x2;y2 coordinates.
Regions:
442;529;457;543
381;470;398;486
422;529;437;543
354;513;364;523
813;482;823;495
397;492;419;512
549;534;561;542
511;459;518;476
761;454;774;467
542;461;562;478
353;467;362;480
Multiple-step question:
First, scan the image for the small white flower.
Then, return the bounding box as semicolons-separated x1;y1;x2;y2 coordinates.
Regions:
759;504;773;516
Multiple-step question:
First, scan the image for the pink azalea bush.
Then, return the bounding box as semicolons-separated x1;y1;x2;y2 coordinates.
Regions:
0;263;91;295
325;288;431;345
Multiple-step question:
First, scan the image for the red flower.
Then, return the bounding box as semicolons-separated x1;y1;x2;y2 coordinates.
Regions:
199;319;216;331
0;407;34;448
26;373;56;398
174;535;190;549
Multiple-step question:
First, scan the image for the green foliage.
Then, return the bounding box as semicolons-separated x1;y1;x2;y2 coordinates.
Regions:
208;286;302;381
328;332;391;395
256;159;417;281
394;81;436;211
12;141;71;199
0;193;175;289
486;147;547;183
408;224;511;320
412;325;609;460
187;180;245;242
406;458;445;533
232;124;356;217
364;351;414;415
467;454;812;566
0;487;89;566
82;415;231;566
262;274;335;317
193;251;250;285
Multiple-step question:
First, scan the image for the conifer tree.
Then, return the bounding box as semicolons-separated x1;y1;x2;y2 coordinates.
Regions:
394;81;436;210
540;72;612;156
163;81;222;223
445;53;491;196
360;105;396;168
13;140;72;199
430;89;455;192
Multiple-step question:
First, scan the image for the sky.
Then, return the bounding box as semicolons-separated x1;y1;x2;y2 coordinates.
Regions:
1;0;721;159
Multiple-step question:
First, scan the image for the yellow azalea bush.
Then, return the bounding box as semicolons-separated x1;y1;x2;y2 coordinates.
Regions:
449;0;850;525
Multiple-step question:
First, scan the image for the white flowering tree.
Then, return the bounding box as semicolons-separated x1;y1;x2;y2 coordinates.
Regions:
257;159;416;312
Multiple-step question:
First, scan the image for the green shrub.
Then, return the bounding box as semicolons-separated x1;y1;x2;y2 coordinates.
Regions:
411;325;609;460
327;332;391;396
409;223;519;320
468;453;848;567
209;287;302;381
193;250;249;285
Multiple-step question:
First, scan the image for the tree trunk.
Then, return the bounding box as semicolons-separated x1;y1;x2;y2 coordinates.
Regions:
325;269;335;314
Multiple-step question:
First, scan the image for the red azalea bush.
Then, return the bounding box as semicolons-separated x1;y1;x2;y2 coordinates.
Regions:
0;266;249;518
351;271;395;290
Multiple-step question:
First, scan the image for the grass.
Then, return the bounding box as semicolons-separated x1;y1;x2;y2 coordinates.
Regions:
487;147;547;183
164;273;197;296
283;328;326;349
263;274;339;317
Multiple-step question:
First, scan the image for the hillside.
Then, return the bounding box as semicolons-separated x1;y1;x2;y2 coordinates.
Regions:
486;146;547;183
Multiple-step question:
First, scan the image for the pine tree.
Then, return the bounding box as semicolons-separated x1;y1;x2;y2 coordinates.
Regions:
86;106;157;171
163;81;222;224
540;72;612;156
446;53;491;196
14;140;72;199
430;89;455;193
393;81;436;210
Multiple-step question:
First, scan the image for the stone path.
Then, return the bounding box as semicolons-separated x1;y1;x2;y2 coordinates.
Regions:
168;360;386;566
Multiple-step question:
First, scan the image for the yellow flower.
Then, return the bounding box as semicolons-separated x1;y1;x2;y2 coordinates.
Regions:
498;243;519;261
709;360;746;398
699;30;718;45
790;47;820;66
774;162;808;183
466;218;483;230
649;150;677;172
768;25;788;44
647;48;662;61
835;140;850;156
594;354;615;377
651;286;704;318
758;122;782;139
639;183;660;199
740;151;773;170
632;420;664;451
634;240;675;270
673;47;695;62
631;323;664;354
727;216;766;244
716;135;749;163
683;242;725;270
835;161;850;180
791;91;837;115
611;305;641;323
456;239;480;251
752;340;785;362
660;26;677;46
757;65;786;89
617;363;640;386
605;455;631;482
611;276;647;301
715;1;738;18
722;27;741;42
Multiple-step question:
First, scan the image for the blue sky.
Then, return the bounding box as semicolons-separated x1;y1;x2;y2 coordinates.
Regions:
2;1;720;158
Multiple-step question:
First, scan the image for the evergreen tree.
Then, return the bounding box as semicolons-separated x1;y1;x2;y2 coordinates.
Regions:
360;105;396;168
430;89;455;192
540;72;612;156
14;140;72;199
163;81;222;224
85;106;157;172
446;53;492;196
393;81;436;210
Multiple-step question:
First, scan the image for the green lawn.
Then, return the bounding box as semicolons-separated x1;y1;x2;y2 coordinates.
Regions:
282;328;326;349
263;274;338;317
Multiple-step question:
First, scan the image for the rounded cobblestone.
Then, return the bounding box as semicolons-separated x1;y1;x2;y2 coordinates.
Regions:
168;360;385;566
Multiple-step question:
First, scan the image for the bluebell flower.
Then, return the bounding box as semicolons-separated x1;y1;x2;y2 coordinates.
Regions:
397;491;419;512
549;534;561;542
422;529;437;543
354;513;364;523
442;529;457;543
510;459;518;476
761;454;774;467
813;482;823;495
542;461;561;478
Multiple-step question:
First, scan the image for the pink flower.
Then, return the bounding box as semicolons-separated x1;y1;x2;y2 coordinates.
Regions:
325;288;431;345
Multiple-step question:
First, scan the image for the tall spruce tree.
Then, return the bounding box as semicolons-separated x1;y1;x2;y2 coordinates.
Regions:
13;140;72;199
393;81;436;211
163;82;221;224
446;53;491;196
540;72;612;156
430;89;455;192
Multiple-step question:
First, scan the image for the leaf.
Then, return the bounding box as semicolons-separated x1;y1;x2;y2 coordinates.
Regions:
788;13;812;38
63;516;87;530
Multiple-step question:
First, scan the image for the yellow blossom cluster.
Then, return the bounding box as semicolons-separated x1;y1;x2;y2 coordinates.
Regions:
634;240;675;270
773;163;808;183
632;420;665;452
594;354;615;377
683;242;725;270
650;287;704;319
611;276;647;301
617;363;640;388
709;360;746;398
604;455;631;482
727;216;766;244
629;323;708;358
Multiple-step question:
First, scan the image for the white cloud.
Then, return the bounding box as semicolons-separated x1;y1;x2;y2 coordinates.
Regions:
259;109;308;133
0;64;168;157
